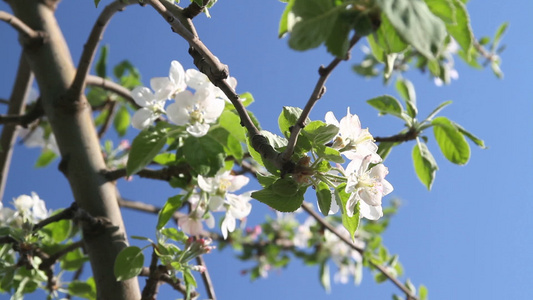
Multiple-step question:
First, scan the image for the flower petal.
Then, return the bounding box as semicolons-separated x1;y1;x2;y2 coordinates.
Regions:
359;201;383;220
187;123;210;137
131;86;155;107
166;102;190;126
131;108;156;129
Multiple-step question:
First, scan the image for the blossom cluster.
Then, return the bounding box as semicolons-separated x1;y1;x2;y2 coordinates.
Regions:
324;108;393;220
131;61;236;137
178;170;253;239
0;192;49;227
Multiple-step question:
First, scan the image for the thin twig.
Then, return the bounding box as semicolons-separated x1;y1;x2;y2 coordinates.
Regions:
195;255;216;300
86;74;140;109
68;0;137;100
38;241;84;270
141;249;163;300
300;202;418;300
374;128;418;143
103;164;191;182
281;34;362;163
33;202;78;231
139;266;198;298
97;100;117;139
0;55;34;202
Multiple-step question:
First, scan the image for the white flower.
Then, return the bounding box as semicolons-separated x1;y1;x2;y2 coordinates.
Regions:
178;194;214;236
18;126;60;155
325;108;381;164
13;192;49;222
186;68;237;102
150;60;187;100
344;155;393;220
166;89;224;137
198;170;250;211
130;86;166;129
220;193;252;239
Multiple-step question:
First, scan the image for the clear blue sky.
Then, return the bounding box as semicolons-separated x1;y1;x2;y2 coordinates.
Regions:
1;1;532;299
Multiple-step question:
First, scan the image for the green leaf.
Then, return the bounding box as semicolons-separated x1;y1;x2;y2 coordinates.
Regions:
325;12;351;57
278;0;296;38
419;285;429;300
183;267;197;288
209;127;244;160
113;105;130;137
114;246;144;281
278;106;304;137
35;149;57;168
335;183;360;240
218;110;246;142
68;280;96;299
367;95;405;119
302;120;339;146
239;92;255;107
95;45;108;78
182;135;225;176
160;227;187;242
445;0;473;57
412;139;438;190
157;195;183;230
395;78;418;118
425;0;456;24
43;217;71;243
319;261;331;293
251;178;306;212
61;248;89;271
114;60;142;89
368;14;408;55
452;122;486;149
492;22;509;51
316;182;332;216
376;0;447;58
153;153;176;165
288;0;340;52
432;116;470;165
315;145;344;163
126;127;168;176
425;100;452;121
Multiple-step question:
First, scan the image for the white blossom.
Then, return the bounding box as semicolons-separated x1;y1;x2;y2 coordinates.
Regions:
186;68;238;102
150;60;187;100
325;108;381;165
12;192;49;222
344;155;393;220
220;192;252;239
166;89;224;137
130;86;166;129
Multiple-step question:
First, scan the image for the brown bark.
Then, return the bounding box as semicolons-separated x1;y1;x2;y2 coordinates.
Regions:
7;1;141;298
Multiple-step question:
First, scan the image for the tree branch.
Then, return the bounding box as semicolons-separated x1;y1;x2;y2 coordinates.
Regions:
97;100;117;139
281;34;362;164
0;10;47;46
374;128;418;143
301;202;418;300
141;249;163;300
0;55;34;202
147;0;293;174
195;255;216;300
139;266;198;299
85;74;140;109
0;97;44;128
103;164;191;182
33;202;78;231
68;0;137;101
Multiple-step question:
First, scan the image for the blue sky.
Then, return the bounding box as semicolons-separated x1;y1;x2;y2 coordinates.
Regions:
1;1;532;299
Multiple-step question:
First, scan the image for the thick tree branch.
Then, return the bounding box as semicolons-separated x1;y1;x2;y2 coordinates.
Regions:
68;0;137;101
281;34;362;163
301;202;418;300
0;55;34;202
374;128;418;143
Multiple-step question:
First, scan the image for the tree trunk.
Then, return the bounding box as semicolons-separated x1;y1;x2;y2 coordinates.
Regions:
7;1;141;299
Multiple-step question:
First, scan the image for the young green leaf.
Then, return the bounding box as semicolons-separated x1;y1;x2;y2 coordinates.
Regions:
445;0;474;58
452;121;486;148
218;110;246;142
278;106;305;137
395;78;418;118
419;284;429;300
114;246;144;281
302;120;339;146
319;261;331;293
157;195;183;230
35;149;57;168
425;0;456;24
315;145;344;163
316;181;332;216
126;127;168;176
432;116;470;165
251;178;306;212
95;45;108;78
367;95;406;119
335;183;360;241
412;140;438;190
425;100;452;121
113;105;130;137
278;0;296;38
182;135;225;177
375;0;447;59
